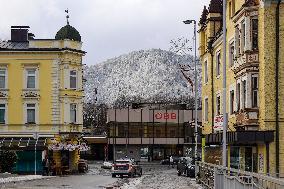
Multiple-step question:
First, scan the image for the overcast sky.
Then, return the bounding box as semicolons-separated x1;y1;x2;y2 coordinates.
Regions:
0;0;210;65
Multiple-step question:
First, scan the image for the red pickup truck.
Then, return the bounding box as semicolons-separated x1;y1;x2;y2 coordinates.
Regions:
111;159;142;178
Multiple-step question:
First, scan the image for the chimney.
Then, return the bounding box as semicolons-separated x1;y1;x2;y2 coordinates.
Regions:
11;26;30;42
28;33;35;40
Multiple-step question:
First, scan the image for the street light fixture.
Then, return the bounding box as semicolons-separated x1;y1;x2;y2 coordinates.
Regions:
183;19;198;177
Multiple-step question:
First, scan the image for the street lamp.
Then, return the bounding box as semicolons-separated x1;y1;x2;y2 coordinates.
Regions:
183;19;198;176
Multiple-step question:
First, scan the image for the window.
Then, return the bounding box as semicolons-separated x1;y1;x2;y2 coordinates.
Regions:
242;80;247;109
27;69;36;89
252;76;258;107
241;21;246;53
204;98;208;121
252;18;258;50
204;61;208;83
229;42;235;67
70;70;77;89
237;83;241;111
27;104;35;124
216;51;221;76
235;27;241;55
0;104;5;124
0;70;6;89
70;103;77;123
216;95;221;115
229;0;235;18
230;91;235;115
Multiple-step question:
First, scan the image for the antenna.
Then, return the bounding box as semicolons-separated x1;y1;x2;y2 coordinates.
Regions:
65;9;70;25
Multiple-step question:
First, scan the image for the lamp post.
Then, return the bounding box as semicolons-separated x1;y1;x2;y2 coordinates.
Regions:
183;19;198;176
222;0;228;168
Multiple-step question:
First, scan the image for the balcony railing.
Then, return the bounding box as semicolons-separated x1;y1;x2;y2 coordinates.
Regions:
235;108;259;130
0;124;83;135
232;51;259;74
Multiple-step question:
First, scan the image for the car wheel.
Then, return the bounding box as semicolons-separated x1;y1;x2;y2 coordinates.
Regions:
112;174;116;178
138;170;142;177
177;171;181;176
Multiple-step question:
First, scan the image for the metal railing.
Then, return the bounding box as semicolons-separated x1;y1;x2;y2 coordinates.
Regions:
197;161;284;189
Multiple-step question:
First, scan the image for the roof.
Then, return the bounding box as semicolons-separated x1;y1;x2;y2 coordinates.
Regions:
55;24;81;42
0;40;29;50
208;0;223;13
199;6;209;25
0;40;86;54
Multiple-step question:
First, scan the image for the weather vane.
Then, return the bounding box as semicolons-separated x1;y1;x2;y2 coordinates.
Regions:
65;9;70;25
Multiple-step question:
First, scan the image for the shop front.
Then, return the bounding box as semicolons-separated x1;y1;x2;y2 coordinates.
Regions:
205;131;274;173
47;134;90;174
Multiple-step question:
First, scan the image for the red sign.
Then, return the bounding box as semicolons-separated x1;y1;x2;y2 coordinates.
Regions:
214;115;223;131
155;112;177;120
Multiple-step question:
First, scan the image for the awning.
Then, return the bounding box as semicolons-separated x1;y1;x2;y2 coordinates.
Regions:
205;131;274;145
0;137;47;150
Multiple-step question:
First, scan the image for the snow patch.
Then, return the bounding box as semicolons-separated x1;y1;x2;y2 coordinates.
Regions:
84;49;201;105
0;175;47;184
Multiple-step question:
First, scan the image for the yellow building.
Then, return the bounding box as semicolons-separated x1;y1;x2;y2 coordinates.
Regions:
199;0;284;176
0;25;86;174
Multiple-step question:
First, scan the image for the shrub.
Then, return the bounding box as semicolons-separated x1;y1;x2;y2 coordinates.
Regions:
0;151;17;173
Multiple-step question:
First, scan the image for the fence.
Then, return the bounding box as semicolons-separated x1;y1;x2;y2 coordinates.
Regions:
197;161;284;189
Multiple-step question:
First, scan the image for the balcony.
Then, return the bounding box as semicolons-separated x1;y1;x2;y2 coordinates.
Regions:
232;51;259;74
22;89;40;99
235;108;259;131
0;89;9;99
0;124;83;137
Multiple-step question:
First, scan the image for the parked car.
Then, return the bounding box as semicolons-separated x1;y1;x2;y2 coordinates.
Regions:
177;157;195;178
101;161;113;169
78;159;88;173
111;158;142;178
160;156;180;165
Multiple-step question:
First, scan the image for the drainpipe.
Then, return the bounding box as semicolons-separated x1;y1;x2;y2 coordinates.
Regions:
210;51;214;133
275;0;281;178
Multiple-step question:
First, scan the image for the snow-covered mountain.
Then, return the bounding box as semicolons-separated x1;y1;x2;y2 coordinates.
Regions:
84;49;201;106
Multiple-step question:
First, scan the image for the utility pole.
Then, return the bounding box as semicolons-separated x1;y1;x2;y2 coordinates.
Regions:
222;0;228;167
183;19;198;178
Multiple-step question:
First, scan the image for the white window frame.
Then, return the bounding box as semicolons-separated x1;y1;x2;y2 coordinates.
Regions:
216;51;221;77
240;20;246;53
204;97;208;122
216;93;221;116
229;41;235;67
229;90;235;115
0;103;7;124
241;79;247;109
24;102;38;124
251;17;258;50
24;67;39;90
70;70;77;89
251;74;258;108
236;81;241;112
0;69;7;89
70;103;77;123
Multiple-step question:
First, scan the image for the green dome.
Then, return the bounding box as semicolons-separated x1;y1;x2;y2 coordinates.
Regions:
55;24;81;42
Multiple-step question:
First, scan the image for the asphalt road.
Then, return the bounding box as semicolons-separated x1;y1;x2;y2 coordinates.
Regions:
0;174;117;189
0;162;202;189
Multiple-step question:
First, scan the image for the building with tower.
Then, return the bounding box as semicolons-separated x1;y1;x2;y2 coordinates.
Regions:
0;19;86;173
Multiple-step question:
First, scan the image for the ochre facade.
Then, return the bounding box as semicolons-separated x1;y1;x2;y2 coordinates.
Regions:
199;0;284;176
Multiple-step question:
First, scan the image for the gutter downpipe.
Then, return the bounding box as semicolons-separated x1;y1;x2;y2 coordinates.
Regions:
209;47;214;134
275;0;281;178
222;0;228;168
210;49;214;133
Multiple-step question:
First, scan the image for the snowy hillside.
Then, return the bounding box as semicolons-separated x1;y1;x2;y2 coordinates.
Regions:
84;49;201;106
